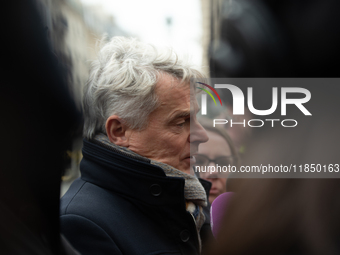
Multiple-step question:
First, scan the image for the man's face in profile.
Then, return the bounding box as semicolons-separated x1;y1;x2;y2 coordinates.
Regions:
126;74;208;174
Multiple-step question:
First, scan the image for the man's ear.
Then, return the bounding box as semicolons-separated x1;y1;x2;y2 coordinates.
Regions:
105;115;130;147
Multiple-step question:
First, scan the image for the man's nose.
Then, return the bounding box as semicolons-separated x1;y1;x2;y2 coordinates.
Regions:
190;120;209;144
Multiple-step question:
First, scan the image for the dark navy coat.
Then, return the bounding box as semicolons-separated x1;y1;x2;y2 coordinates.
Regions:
60;139;211;255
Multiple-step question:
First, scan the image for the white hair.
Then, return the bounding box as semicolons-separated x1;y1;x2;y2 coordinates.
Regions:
83;36;204;139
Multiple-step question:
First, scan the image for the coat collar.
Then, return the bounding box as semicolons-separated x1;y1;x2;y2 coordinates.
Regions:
81;139;186;206
81;138;211;206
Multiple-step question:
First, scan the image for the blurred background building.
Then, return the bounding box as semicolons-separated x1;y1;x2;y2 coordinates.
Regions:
35;0;127;108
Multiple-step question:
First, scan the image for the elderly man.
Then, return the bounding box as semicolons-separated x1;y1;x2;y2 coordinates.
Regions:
60;37;210;255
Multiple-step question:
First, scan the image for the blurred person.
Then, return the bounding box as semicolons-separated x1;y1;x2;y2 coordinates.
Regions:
213;104;252;156
200;98;251;156
1;1;81;254
60;37;211;255
209;178;340;255
206;0;340;254
194;121;239;204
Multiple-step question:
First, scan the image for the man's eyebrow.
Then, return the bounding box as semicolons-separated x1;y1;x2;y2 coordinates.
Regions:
173;111;191;119
169;111;191;122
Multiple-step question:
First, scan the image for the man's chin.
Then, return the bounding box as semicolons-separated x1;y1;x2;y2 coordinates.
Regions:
179;166;194;175
178;158;195;175
172;162;191;175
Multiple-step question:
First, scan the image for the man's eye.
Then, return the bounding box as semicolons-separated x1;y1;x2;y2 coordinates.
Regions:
177;118;190;127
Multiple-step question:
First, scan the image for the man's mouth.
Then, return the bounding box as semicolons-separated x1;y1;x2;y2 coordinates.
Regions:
189;155;196;164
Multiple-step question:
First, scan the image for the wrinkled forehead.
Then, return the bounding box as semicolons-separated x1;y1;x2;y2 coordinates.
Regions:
172;81;199;109
155;74;200;108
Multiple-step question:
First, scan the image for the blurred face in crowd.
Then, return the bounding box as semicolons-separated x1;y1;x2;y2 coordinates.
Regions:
196;130;232;204
108;74;208;174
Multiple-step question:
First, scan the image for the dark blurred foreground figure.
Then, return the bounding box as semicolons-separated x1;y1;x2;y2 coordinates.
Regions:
1;1;80;254
211;179;340;255
210;0;340;78
208;0;340;254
